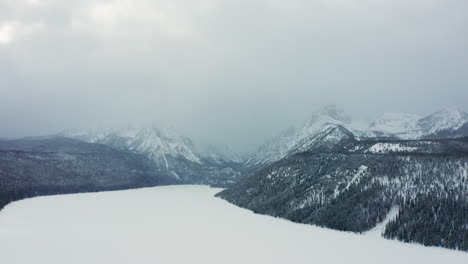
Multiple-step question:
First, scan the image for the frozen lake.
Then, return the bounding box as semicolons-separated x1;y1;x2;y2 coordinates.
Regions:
0;185;467;264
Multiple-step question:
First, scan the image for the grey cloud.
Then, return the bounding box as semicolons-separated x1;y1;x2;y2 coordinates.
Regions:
1;0;467;153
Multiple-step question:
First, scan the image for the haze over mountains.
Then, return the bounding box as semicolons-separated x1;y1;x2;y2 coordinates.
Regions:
60;124;245;186
3;105;467;186
3;0;468;156
217;106;468;251
246;105;468;166
2;105;467;186
56;105;468;159
2;0;468;260
1;105;467;251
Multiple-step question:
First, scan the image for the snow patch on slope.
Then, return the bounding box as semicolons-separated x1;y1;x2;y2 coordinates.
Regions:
63;124;244;167
291;116;347;149
245;126;296;166
334;165;368;198
345;165;368;191
365;107;468;139
367;143;418;154
418;107;468;135
368;113;421;134
366;206;400;237
246;105;354;166
197;144;244;164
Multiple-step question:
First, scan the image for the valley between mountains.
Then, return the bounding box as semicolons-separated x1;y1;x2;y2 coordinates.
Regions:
1;106;467;252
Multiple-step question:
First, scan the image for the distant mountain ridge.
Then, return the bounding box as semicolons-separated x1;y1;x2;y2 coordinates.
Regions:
220;105;468;252
246;106;468;167
2;105;468;251
365;107;468;139
246;105;355;166
218;137;468;251
367;113;421;135
61;124;245;186
0;136;176;210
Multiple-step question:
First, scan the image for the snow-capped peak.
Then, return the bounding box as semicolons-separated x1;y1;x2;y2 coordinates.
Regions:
292;106;351;148
61;124;202;165
291;123;355;153
123;126;202;164
61;123;249;171
417;107;468;135
244;126;297;166
196;144;245;164
317;104;352;124
246;106;355;166
367;113;421;134
361;107;468;139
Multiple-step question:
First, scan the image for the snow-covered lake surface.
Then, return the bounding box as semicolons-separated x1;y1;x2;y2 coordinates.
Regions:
0;185;467;264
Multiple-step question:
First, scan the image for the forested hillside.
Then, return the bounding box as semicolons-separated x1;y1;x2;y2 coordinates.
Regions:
0;137;176;210
218;139;468;251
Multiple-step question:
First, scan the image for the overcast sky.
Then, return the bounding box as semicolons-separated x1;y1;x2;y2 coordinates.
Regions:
1;0;467;153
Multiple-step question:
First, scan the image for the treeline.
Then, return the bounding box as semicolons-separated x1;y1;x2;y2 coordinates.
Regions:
0;150;176;210
384;194;468;251
0;182;163;211
218;151;468;251
299;184;393;232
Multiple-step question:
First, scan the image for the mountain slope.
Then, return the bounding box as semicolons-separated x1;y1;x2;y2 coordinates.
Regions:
365;107;468;140
244;126;296;167
217;138;468;251
197;144;245;165
291;124;355;153
367;113;421;137
245;105;355;167
62;125;244;186
418;107;468;138
0;137;176;210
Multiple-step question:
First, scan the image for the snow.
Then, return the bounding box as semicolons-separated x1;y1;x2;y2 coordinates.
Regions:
366;206;400;237
197;144;245;164
349;145;364;152
292;116;346;148
0;186;466;264
368;143;418;154
345;165;368;190
246;109;351;165
418;107;468;135
171;171;181;181
63;124;246;167
365;107;468;139
333;165;368;198
245;127;296;166
131;126;203;165
63;125;204;165
367;113;421;134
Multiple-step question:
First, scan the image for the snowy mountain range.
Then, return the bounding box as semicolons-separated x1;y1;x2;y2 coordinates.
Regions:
15;105;465;186
365;107;468;139
1;105;468;251
246;106;468;166
61;124;244;186
367;113;421;135
246;105;355;166
218;105;468;251
0;136;177;210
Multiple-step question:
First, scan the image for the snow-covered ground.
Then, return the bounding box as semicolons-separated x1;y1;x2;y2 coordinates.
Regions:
0;186;466;264
367;143;418;154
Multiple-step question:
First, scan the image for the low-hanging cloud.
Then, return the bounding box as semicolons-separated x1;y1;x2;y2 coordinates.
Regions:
1;0;468;152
